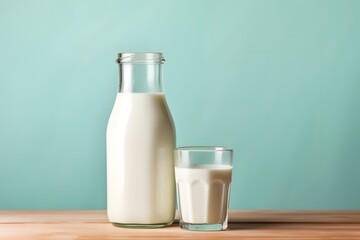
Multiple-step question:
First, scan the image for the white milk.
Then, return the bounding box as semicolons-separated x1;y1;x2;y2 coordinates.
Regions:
106;93;175;225
175;165;232;224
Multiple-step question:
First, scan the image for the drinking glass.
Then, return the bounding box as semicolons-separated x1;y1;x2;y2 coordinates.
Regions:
174;146;233;231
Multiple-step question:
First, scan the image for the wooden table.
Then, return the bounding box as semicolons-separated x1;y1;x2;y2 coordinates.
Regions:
0;211;359;239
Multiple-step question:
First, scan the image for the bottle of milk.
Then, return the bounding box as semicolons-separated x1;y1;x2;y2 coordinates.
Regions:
106;53;176;228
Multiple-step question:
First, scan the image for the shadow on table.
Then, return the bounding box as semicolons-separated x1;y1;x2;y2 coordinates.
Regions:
228;222;297;230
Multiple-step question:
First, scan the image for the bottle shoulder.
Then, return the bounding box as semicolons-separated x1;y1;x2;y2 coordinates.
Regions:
108;93;174;125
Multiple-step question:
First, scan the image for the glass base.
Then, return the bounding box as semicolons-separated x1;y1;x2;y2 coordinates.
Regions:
111;221;172;229
180;222;226;231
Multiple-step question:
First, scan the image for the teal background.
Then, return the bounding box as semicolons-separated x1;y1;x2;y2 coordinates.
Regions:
1;0;360;210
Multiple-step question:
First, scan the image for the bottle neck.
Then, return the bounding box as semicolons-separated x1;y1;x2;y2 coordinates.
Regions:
118;63;163;93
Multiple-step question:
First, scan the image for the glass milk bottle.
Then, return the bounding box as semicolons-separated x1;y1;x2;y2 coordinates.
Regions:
106;53;176;228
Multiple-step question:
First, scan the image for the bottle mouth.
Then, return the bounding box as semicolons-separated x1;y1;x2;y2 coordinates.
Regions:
116;52;165;64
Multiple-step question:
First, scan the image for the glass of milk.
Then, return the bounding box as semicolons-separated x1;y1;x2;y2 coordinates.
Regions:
174;146;233;231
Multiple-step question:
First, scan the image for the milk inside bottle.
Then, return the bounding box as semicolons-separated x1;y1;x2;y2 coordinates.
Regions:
106;53;176;228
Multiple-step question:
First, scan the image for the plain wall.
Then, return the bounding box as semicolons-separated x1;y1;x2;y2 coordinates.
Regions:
0;0;359;209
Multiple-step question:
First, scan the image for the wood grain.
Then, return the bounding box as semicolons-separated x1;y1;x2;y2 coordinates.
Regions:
0;211;359;240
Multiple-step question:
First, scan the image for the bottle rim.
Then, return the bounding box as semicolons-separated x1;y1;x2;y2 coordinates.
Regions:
116;52;165;64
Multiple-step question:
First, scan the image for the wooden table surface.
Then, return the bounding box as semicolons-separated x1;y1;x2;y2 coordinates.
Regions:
0;210;359;240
